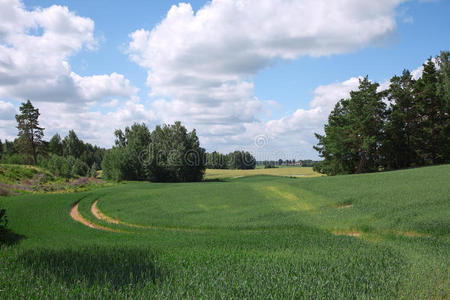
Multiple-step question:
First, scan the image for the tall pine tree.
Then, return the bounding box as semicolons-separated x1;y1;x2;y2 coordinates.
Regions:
15;100;44;165
314;77;386;175
383;70;418;169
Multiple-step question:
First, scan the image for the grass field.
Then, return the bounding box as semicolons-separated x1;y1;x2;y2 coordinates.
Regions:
205;166;322;179
0;165;449;298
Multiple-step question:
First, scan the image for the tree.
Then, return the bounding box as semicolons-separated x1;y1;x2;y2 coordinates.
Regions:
314;77;386;175
144;122;205;182
436;51;450;163
206;151;227;169
15;100;44;165
63;130;84;158
102;148;126;181
227;151;256;170
414;58;441;164
90;162;99;178
383;70;418;169
48;134;63;156
103;122;205;182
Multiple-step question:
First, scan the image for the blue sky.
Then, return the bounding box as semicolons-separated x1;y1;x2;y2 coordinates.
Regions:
0;0;449;159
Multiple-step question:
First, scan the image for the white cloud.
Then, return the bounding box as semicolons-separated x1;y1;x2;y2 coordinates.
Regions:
101;99;119;108
0;0;138;105
128;0;407;156
0;0;146;145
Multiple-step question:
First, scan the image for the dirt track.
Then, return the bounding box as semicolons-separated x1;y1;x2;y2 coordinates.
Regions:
70;202;123;232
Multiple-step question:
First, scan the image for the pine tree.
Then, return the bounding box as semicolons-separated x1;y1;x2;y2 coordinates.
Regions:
436;51;450;163
15;100;44;165
383;70;418;169
415;58;445;164
314;77;386;175
63;130;84;158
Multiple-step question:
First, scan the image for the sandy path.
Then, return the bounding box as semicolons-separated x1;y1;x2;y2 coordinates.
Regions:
91;200;120;224
70;202;123;233
91;200;205;232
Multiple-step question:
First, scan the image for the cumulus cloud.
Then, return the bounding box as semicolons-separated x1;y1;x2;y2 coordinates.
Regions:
0;0;138;104
128;0;406;154
0;0;146;144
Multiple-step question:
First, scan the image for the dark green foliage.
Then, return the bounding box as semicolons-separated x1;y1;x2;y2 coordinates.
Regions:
206;151;227;169
15;100;44;165
103;122;205;182
315;51;450;175
144;122;206;182
227;150;256;169
71;159;89;177
63;130;84;158
383;70;419;169
101;148;125;181
0;208;7;230
102;123;152;181
46;154;71;178
315;77;386;175
0;208;9;244
45;154;88;178
206;151;257;170
48;134;63;156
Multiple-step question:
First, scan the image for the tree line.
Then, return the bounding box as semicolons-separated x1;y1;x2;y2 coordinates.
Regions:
2;99;260;182
102;122;206;182
314;51;450;175
1;100;104;178
205;151;256;170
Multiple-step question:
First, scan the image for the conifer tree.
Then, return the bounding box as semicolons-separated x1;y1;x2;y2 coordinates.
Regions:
15;100;44;165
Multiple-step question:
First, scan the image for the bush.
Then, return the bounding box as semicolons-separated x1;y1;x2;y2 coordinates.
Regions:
264;164;277;169
0;209;7;231
71;159;89;177
47;155;71;177
0;153;28;165
89;162;99;178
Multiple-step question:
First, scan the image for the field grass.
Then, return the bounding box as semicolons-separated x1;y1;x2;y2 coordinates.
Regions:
0;165;449;298
205;166;322;179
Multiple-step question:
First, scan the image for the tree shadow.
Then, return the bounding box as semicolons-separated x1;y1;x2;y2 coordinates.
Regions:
202;178;228;183
18;246;166;289
0;228;26;246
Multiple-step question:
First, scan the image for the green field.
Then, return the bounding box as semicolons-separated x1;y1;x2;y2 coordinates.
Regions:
1;165;449;298
205;166;322;179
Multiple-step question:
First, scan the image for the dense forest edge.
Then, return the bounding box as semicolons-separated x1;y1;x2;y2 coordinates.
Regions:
314;51;450;175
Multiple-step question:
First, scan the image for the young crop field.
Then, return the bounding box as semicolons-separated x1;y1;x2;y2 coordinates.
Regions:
0;165;449;298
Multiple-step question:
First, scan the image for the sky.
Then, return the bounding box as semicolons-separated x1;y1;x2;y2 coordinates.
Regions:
0;0;449;160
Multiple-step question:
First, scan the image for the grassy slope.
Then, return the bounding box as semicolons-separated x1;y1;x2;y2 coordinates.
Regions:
0;164;54;184
0;164;109;195
0;165;449;298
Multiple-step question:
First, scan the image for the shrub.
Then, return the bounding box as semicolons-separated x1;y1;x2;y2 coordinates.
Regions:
47;155;69;177
0;209;7;231
71;159;89;177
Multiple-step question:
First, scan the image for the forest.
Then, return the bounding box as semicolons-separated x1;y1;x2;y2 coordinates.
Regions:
314;51;450;175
